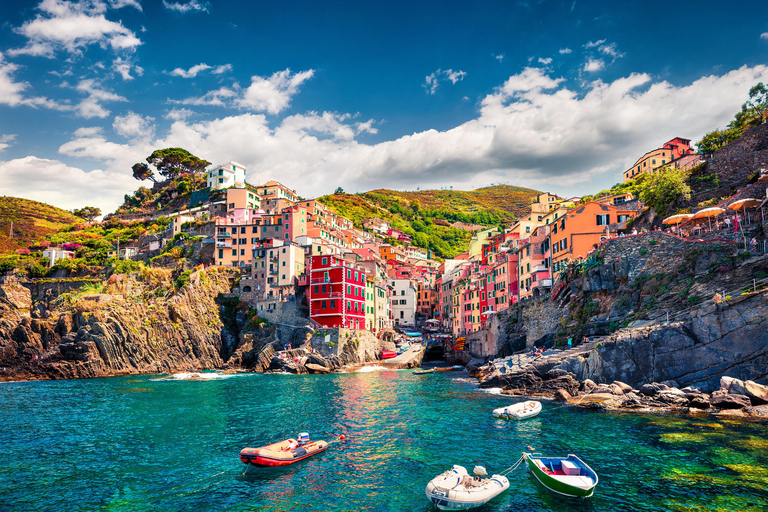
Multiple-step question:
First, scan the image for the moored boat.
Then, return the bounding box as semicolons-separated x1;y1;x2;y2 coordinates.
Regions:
523;452;598;497
240;433;328;467
425;465;509;510
492;400;542;421
434;367;453;372
414;368;435;375
380;350;397;359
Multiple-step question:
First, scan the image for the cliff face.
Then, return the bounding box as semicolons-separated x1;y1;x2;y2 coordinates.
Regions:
479;232;768;392
0;267;241;381
552;290;768;392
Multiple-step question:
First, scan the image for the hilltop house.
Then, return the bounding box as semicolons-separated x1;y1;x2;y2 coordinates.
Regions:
623;137;694;182
207;161;247;190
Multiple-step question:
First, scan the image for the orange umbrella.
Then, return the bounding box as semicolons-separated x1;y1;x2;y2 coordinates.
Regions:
662;213;693;225
727;198;761;210
692;207;724;232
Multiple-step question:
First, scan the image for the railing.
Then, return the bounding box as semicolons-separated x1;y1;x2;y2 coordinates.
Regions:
310;277;332;284
216;233;231;239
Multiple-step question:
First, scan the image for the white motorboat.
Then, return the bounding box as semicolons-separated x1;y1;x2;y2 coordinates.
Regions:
425;465;509;510
492;400;542;420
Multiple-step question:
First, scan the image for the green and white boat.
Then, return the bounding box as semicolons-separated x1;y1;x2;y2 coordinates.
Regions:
523;452;598;498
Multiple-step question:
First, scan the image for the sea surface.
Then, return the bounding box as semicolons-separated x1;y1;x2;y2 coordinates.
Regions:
1;369;767;511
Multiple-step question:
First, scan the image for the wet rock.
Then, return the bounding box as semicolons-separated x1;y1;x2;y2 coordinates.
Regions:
687;394;711;409
608;384;625;396
613;381;633;393
711;393;751;409
554;389;571;401
305;363;330;374
639;383;660;396
743;380;768;405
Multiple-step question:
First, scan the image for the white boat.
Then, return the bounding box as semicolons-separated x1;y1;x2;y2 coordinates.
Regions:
492;400;542;420
425;465;509;510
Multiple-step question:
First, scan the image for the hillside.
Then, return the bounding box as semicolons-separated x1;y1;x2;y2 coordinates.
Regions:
318;185;541;258
0;197;80;254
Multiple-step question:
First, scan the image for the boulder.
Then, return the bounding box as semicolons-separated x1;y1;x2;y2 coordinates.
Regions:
613;381;633;393
687;394;711;409
593;384;613;394
639;383;659;396
711;393;751;410
743;380;768;405
728;378;747;396
544;368;570;380
305;363;330;374
660;380;679;389
720;376;735;391
581;379;596;392
554;389;571;401
608;384;625;396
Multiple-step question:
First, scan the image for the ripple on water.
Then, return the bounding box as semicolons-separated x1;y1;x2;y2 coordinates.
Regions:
0;372;767;511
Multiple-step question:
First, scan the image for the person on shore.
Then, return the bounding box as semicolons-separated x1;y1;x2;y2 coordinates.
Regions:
632;228;638;236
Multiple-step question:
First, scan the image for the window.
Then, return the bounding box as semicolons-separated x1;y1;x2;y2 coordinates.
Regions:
321;300;327;309
322;257;327;265
321;284;326;293
231;249;236;256
241;249;245;256
526;226;530;233
218;249;223;258
330;299;336;308
314;285;319;294
282;261;286;267
401;290;405;296
596;214;610;226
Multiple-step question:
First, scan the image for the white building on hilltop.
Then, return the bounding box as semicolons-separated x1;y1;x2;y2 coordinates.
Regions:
207;161;247;190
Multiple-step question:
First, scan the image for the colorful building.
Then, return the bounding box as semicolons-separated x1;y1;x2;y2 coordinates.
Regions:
307;255;367;329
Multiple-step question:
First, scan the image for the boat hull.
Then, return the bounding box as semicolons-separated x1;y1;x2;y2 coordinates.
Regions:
380;351;397;359
524;453;597;498
240;439;328;467
425;466;509;510
492;401;542;421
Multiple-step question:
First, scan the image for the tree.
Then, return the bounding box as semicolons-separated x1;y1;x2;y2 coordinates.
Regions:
73;206;101;222
132;162;156;182
745;82;768;124
334;187;345;194
146;148;210;181
637;167;691;217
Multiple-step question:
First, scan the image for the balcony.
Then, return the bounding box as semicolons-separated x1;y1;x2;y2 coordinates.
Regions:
216;232;231;239
311;277;333;284
216;241;232;248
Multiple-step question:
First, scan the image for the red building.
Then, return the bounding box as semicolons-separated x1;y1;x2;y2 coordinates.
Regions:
307;254;367;329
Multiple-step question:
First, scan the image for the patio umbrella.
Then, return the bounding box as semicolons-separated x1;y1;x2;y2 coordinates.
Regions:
662;213;693;225
425;319;440;324
692;207;725;232
727;198;761;210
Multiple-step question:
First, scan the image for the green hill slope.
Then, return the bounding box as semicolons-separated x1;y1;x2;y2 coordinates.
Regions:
318;185;541;258
0;197;80;254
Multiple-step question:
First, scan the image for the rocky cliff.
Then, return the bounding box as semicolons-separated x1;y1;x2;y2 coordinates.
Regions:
0;267;242;381
473;232;768;394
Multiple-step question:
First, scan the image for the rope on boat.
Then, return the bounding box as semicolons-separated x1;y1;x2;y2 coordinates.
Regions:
499;455;525;475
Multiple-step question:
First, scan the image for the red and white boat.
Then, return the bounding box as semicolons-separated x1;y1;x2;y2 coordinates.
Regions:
380;350;397;359
240;435;328;467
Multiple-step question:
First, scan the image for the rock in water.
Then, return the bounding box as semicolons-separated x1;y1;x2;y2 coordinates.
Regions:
743;380;768;405
711;393;751;410
554;389;571;401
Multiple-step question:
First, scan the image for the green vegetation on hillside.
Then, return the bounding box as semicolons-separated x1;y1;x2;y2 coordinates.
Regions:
116;173;209;215
0;197;80;254
696;82;768;154
318;185;540;258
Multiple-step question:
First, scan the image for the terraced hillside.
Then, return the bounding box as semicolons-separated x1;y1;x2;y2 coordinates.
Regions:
0;197;80;254
318;185;541;258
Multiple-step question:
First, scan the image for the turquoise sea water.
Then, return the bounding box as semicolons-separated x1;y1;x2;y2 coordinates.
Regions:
1;369;767;512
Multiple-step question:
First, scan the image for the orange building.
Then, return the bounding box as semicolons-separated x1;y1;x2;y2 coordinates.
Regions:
551;200;639;271
623;137;694;182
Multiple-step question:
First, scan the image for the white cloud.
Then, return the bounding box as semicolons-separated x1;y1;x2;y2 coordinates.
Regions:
7;64;766;215
112;56;142;80
162;0;209;13
538;57;553;65
599;42;623;58
212;64;232;74
0;155;135;212
113;111;155;140
239;69;314;114
0;134;17;153
74;79;128;118
9;0;142;57
583;58;605;72
0;52;62;109
444;69;467;84
73;126;102;137
424;73;439;95
584;39;606;48
761;32;768;40
424;69;467;94
356;119;378;135
172;86;238;106
559;48;572;54
164;107;194;121
109;0;141;9
169;63;211;78
495;54;505;62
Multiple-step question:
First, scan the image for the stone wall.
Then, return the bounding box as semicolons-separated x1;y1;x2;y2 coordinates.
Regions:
553;290;768;392
708;123;768;187
601;232;736;282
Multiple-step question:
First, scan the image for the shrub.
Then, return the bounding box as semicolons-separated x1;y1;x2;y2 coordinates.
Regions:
640;249;648;255
174;270;193;290
687;295;702;305
739;251;751;260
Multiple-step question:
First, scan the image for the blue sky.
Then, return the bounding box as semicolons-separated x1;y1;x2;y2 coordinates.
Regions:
1;0;768;213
